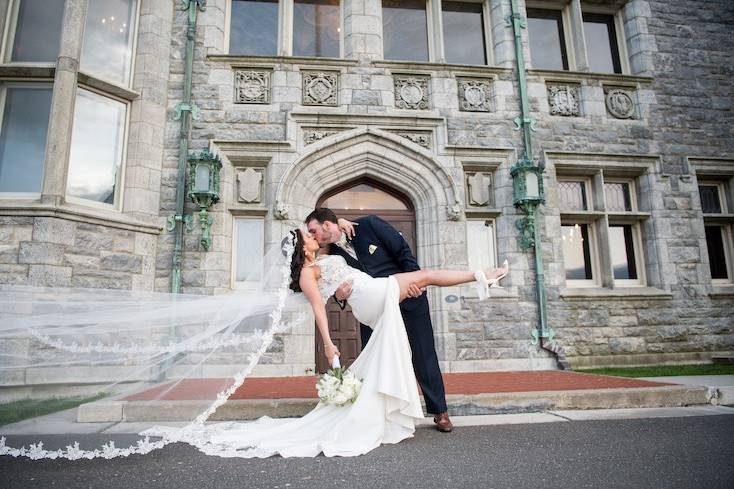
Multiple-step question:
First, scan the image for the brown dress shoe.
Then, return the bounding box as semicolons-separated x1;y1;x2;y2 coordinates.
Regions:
433;412;453;432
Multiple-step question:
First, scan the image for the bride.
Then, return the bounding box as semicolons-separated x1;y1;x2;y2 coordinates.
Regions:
162;228;508;458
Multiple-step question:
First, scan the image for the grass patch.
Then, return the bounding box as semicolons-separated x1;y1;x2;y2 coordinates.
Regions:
578;363;734;378
0;392;109;427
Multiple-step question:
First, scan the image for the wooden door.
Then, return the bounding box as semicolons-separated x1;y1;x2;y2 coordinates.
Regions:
314;180;415;373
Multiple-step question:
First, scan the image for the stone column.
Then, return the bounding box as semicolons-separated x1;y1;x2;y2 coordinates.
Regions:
343;0;383;61
40;0;87;206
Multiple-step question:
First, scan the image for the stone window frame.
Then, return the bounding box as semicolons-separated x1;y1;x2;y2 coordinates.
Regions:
231;214;266;290
0;0;142;210
63;83;132;212
224;0;345;59
690;158;734;287
524;0;632;75
381;0;495;66
557;176;602;288
553;154;656;292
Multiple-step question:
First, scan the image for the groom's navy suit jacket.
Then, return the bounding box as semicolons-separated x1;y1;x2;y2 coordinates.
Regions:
329;215;448;414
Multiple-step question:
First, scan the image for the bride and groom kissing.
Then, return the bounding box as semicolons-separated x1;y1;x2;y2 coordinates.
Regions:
302;207;508;435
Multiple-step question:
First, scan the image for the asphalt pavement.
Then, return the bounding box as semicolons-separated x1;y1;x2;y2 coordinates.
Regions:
2;413;733;489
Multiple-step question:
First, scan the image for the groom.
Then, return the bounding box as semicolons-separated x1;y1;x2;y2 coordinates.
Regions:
305;208;453;432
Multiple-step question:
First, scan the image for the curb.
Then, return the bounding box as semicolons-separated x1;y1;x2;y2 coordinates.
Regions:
77;385;711;422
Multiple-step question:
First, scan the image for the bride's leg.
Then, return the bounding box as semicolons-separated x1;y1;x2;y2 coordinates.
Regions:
394;267;506;301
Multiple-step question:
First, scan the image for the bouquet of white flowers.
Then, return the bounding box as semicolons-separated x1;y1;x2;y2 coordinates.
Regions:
316;357;362;406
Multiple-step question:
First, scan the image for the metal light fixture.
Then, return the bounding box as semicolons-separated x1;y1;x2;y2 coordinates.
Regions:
511;156;545;250
186;148;222;251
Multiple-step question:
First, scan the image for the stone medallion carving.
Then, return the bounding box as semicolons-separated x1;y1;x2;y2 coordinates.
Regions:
605;88;636;119
547;84;580;116
394;75;430;110
234;70;271;104
466;172;492;206
236;168;263;203
390;131;431;149
458;79;492;112
302;71;338;106
304;129;339;145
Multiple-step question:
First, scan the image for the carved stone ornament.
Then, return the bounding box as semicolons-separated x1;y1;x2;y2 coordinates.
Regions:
447;203;463;221
274;203;289;220
302;71;338;106
466;172;491;206
235;70;271;104
236;168;263;203
394;75;430;110
458;79;492;112
547;84;580;116
605;88;636;119
391;131;431;149
304;129;339;145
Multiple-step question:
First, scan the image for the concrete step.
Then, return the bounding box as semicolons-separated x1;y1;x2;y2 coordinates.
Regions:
78;384;710;422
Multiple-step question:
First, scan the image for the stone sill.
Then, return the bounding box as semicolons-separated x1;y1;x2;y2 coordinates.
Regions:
373;60;512;76
560;287;672;301
526;69;653;85
207;54;359;68
227;205;268;217
465;208;502;219
78;71;140;100
702;213;734;224
709;286;734;299
0;63;55;78
0;201;162;234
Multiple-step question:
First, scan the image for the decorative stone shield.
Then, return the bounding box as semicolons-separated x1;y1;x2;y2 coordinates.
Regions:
458;79;492;112
234;70;271;104
237;168;263;203
394;75;430;110
605;88;636;119
548;84;580;116
467;172;492;206
302;71;338;106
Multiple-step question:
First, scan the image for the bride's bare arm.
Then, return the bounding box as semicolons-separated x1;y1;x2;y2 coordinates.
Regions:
299;266;340;363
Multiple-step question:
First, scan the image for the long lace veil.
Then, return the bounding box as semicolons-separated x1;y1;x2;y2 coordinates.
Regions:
0;233;311;460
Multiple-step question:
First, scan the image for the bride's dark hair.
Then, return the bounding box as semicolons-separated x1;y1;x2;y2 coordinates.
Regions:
282;229;306;293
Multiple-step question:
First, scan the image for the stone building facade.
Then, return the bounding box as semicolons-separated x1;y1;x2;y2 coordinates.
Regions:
0;0;732;386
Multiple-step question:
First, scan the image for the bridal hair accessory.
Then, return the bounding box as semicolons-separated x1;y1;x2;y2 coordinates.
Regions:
316;357;362;407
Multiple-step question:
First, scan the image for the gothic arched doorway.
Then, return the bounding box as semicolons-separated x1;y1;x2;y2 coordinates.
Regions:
314;178;416;373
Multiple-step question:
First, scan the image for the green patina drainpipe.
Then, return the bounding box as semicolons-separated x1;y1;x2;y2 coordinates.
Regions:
167;0;205;294
507;0;570;370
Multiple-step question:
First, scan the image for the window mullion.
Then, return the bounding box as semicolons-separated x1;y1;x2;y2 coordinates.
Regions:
566;0;587;72
595;214;614;288
429;0;444;63
280;0;293;56
40;0;88;204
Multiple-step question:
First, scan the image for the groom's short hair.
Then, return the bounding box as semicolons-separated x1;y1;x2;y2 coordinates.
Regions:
305;208;338;225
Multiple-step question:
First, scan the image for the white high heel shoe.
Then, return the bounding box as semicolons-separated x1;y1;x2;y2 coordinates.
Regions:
473;259;509;299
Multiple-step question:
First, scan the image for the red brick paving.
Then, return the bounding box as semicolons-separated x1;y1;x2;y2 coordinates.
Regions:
124;371;672;401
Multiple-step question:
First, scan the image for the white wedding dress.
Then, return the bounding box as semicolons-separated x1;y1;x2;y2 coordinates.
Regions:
142;254;424;458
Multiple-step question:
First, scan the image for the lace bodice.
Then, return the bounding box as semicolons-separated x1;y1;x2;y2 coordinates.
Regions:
311;254;360;303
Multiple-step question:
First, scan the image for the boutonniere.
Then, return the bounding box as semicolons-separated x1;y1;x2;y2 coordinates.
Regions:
368;244;377;254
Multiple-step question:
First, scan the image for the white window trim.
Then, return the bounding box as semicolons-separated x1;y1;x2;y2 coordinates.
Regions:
580;5;631;74
225;0;344;58
78;0;140;89
63;84;130;212
525;1;576;71
608;221;646;287
231;216;265;290
561;221;601;288
603;177;638;212
558;176;594;212
435;0;493;66
699;181;727;215
0;80;53;200
466;218;498;269
708;224;734;286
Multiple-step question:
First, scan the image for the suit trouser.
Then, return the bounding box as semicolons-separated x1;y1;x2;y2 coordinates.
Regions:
360;304;448;414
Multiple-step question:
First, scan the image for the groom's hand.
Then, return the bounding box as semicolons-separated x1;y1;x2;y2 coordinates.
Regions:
337;218;358;239
334;279;353;301
406;283;425;298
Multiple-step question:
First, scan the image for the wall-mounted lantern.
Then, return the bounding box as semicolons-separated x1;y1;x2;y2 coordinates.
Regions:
186;148;222;251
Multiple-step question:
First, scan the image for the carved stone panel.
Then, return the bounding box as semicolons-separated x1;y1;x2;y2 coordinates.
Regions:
547;84;580;116
234;70;271;104
302;71;338;106
466;172;492;206
605;87;636;119
458;78;492;112
236;168;264;203
394;75;430;110
304;129;339;145
389;131;432;149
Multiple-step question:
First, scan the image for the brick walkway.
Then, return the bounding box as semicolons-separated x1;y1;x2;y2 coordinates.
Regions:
124;371;672;401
